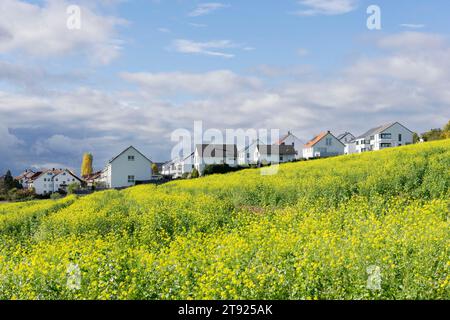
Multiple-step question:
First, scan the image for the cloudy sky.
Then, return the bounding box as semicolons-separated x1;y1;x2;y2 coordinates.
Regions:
1;0;450;174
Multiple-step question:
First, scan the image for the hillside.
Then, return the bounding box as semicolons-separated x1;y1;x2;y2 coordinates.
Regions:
0;140;449;300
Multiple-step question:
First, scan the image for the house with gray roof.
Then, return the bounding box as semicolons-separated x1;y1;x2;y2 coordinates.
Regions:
345;122;414;154
194;144;238;174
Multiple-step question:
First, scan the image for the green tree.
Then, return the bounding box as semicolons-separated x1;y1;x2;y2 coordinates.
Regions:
421;128;443;142
4;170;14;189
67;183;80;195
191;168;199;179
412;132;420;143
151;163;159;175
81;153;93;177
443;120;450;139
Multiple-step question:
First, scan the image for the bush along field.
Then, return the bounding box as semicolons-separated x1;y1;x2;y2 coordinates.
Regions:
0;140;449;300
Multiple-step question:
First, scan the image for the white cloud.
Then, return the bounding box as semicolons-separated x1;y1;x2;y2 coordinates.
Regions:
400;24;425;29
171;39;236;58
297;48;309;56
189;23;208;28
188;3;229;17
378;32;446;51
157;27;171;33
295;0;358;16
1;32;450;174
120;70;262;96
0;0;126;64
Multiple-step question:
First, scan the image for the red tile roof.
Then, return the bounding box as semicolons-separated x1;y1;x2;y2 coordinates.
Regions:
304;132;329;148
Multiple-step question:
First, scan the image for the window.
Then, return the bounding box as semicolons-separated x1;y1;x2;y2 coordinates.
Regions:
44;178;46;182
398;134;402;142
247;153;250;158
326;138;332;146
380;133;392;139
380;143;392;148
128;155;135;161
280;156;284;161
370;136;374;140
128;175;135;183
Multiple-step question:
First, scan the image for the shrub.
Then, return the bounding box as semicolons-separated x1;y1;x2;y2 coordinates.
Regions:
50;192;63;200
191;168;199;179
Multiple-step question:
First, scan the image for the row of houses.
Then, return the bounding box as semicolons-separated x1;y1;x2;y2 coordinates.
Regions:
162;122;414;178
15;168;83;195
16;146;155;195
15;122;414;194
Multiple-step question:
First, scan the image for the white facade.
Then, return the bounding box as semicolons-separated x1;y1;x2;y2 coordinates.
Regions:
99;146;153;188
194;144;238;174
29;169;81;195
347;122;414;154
303;132;345;159
254;145;296;164
277;132;304;159
163;153;195;179
337;132;356;144
238;140;262;165
15;170;36;189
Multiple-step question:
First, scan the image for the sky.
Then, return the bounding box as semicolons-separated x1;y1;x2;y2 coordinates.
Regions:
1;0;450;174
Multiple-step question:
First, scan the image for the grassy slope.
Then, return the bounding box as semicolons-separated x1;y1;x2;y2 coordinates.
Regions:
0;140;449;299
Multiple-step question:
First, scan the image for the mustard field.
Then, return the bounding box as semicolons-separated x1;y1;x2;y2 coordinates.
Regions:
0;140;449;300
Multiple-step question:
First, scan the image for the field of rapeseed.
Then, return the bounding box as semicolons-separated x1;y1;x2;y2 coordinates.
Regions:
0;140;449;299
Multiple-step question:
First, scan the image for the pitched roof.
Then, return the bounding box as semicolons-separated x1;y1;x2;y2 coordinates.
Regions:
15;170;36;181
238;139;264;153
83;171;102;181
257;144;297;156
109;146;153;164
304;132;329;148
195;144;238;158
337;132;355;140
277;131;303;145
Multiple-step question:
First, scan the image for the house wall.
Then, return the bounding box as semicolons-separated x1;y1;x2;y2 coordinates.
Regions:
109;148;152;188
53;171;79;192
31;172;55;195
373;123;413;150
31;170;79;195
194;149;237;174
279;135;303;159
345;142;357;155
303;133;345;159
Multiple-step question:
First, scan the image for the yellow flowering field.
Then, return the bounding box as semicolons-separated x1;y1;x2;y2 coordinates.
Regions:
0;140;449;299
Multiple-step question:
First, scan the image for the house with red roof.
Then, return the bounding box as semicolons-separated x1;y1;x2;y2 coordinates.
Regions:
302;131;345;159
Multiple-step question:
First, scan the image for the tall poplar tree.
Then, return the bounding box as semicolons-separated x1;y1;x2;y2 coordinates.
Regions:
81;153;93;177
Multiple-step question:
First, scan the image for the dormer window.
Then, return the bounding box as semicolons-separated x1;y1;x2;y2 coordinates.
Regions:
128;155;135;161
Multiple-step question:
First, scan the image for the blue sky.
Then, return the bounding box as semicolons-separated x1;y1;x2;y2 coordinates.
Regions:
1;0;450;174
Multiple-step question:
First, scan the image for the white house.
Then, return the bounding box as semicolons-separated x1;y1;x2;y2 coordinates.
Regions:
162;152;195;179
303;131;345;159
254;144;297;164
27;169;82;195
99;146;153;188
276;131;304;159
194;144;238;174
346;122;414;154
337;132;356;144
238;140;263;165
179;152;195;177
15;169;37;189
